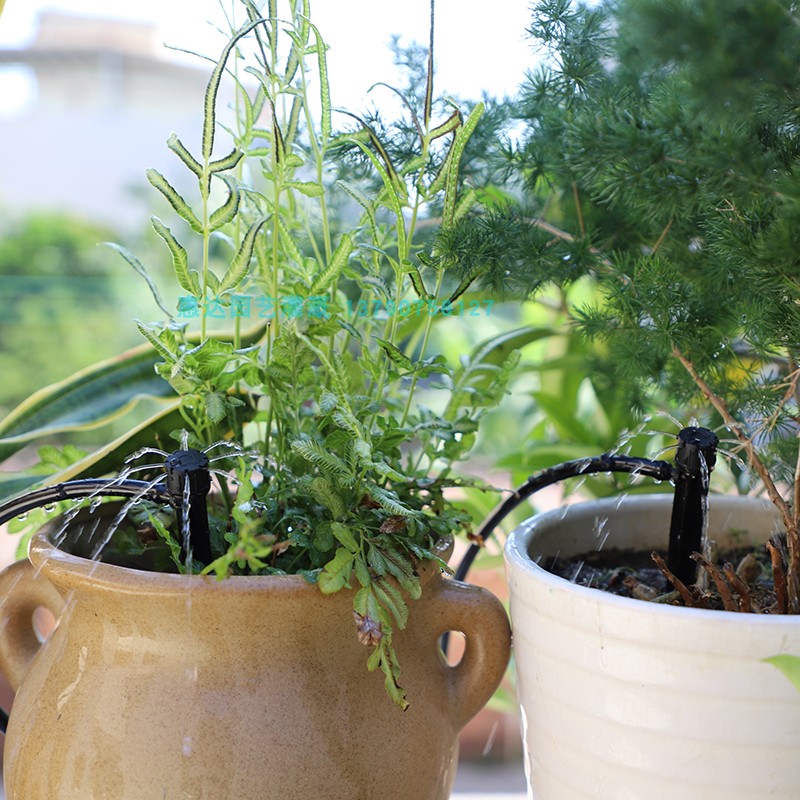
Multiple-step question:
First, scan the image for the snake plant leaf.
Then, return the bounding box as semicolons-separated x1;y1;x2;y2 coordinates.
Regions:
25;401;184;488
0;344;175;464
0;323;268;468
0;473;44;502
469;325;557;367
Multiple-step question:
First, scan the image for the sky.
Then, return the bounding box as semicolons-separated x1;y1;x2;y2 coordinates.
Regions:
0;0;535;112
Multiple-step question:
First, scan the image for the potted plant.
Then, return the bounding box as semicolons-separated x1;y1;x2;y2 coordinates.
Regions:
0;2;520;797
482;0;800;796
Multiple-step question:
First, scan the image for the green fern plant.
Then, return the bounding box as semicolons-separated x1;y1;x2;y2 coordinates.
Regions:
0;0;529;707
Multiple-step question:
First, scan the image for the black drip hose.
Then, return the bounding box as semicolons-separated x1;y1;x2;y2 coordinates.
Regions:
0;479;172;528
453;453;676;582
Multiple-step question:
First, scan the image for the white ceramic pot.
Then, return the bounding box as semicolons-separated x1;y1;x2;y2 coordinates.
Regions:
505;493;800;800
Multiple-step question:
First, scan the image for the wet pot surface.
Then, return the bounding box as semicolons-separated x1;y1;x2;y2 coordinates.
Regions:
0;527;511;799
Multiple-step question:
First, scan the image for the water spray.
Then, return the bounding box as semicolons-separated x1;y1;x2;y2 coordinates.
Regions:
454;426;718;582
164;449;212;567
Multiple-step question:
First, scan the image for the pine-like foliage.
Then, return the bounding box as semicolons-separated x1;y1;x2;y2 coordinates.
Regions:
469;0;800;605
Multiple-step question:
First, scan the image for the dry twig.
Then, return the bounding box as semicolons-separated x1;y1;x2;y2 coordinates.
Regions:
691;552;739;612
767;539;789;614
651;552;701;607
723;562;752;613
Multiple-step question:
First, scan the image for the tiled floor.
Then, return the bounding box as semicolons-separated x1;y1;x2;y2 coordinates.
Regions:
452;758;528;797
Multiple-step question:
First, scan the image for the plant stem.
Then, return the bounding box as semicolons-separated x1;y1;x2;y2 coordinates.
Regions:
673;346;800;611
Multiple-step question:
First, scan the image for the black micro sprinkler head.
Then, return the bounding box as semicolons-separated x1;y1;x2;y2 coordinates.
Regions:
667;426;719;586
164;449;212;567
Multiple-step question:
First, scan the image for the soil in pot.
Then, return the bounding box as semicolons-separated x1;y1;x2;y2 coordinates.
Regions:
544;535;782;612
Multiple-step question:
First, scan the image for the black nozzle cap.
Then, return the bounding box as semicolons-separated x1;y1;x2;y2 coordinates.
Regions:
675;426;719;475
165;449;211;498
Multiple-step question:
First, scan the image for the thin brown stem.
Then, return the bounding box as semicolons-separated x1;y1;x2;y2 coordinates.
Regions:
691;552;738;612
572;183;585;238
767;538;789;614
723;562;752;613
651;218;673;254
674;346;800;611
651;551;700;607
672;347;793;530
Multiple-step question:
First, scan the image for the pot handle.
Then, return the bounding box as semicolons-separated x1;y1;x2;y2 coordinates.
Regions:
0;559;65;691
425;578;511;730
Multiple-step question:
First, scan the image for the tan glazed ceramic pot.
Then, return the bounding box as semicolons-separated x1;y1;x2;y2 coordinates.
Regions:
0;529;511;799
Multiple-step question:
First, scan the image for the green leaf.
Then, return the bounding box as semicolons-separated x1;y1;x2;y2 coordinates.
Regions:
102;242;172;318
202;17;266;164
209;177;241;230
354;558;371;588
204;392;227;423
309;477;347;519
367;486;416;517
309;21;332;144
330;522;359;554
288;181;324;198
135;321;177;364
291;439;352;482
310;233;353;295
217;218;268;295
442;102;484;228
208;147;245;174
151;216;200;295
146;169;203;233
471;325;556;367
167;133;203;177
318;547;354;594
375;338;413;371
372;579;409;629
0;322;266;474
764;655;800;693
345;136;407;249
405;260;430;300
428;109;462;141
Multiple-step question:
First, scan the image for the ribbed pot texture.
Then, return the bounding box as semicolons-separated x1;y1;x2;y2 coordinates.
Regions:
505;493;800;800
0;530;510;799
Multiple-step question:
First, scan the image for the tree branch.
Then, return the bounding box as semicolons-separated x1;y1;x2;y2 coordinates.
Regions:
672;347;793;531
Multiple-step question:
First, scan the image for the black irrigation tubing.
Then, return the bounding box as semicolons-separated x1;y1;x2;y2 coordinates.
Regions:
453;453;677;583
0;479;173;528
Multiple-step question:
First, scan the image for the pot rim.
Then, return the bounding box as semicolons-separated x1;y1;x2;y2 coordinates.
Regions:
504;492;799;626
28;525;452;594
